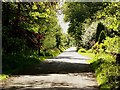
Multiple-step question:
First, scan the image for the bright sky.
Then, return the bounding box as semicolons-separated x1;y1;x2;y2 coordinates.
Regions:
57;1;69;34
57;13;69;34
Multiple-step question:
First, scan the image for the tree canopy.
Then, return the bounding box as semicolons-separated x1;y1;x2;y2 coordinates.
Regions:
2;2;120;89
2;2;70;74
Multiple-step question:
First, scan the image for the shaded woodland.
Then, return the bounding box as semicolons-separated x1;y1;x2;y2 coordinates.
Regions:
2;2;120;90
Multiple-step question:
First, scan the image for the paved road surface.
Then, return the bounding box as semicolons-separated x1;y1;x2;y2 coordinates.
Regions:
1;47;99;90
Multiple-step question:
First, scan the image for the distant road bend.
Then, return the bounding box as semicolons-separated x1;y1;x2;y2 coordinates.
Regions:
2;47;99;90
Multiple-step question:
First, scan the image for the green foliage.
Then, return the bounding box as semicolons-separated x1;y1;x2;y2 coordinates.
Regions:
91;53;120;90
78;48;86;53
63;2;108;48
2;3;119;89
92;36;119;54
59;46;66;52
46;48;61;57
2;2;62;54
43;35;56;49
79;2;119;50
2;2;67;74
91;36;120;90
60;33;75;48
78;48;95;60
96;22;106;43
64;2;120;90
0;74;8;81
81;21;97;49
96;2;120;34
2;53;42;74
103;36;119;54
56;34;61;49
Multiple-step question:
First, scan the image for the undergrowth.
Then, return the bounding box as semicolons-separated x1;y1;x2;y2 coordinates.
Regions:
78;47;120;90
2;47;64;77
91;53;120;90
0;74;8;81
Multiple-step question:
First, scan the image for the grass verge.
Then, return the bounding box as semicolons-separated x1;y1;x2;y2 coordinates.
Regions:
78;48;95;63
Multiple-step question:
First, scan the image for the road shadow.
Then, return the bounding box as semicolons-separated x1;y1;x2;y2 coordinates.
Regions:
12;60;91;75
2;86;100;90
2;47;100;90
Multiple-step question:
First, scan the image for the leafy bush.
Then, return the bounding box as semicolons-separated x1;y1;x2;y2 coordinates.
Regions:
43;48;61;57
103;36;119;54
91;36;120;90
59;46;66;52
87;49;93;53
0;74;8;80
2;53;41;74
92;36;119;54
78;48;87;53
91;53;120;90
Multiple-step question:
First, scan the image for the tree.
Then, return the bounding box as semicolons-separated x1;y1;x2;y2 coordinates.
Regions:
96;22;106;43
62;2;108;48
2;2;61;56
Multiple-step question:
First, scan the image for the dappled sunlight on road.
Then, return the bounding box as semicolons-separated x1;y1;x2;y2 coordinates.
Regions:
46;47;90;64
2;47;99;90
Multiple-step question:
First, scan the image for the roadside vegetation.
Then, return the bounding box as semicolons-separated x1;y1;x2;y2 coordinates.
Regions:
2;2;120;90
90;36;120;90
2;2;74;79
78;48;95;59
63;2;120;90
0;74;8;81
78;38;120;89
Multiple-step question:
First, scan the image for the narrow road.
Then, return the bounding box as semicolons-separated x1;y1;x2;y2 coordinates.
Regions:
2;47;99;90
